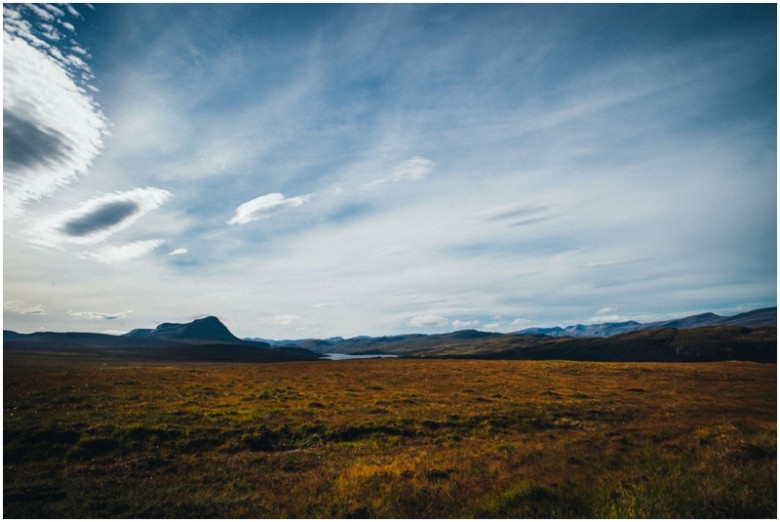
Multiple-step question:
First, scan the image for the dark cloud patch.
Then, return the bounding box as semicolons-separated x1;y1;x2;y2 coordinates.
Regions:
484;204;552;222
62;201;140;237
3;110;72;172
327;202;375;224
509;215;555;227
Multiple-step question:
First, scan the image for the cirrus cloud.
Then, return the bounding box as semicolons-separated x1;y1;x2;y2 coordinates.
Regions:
386;156;434;182
366;156;435;188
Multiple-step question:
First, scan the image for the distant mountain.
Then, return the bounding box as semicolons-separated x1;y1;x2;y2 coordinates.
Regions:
125;316;241;343
5;308;775;364
645;312;723;330
520;321;643;338
705;307;777;328
245;336;346;349
425;326;777;363
234;308;777;359
233;307;775;362
270;330;504;355
4;317;321;363
3;330;26;340
518;308;776;338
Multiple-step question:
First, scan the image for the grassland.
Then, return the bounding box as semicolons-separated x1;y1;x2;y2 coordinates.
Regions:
4;353;776;518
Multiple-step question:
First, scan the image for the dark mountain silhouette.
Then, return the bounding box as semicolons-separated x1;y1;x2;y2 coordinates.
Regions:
124;316;241;343
4;308;775;364
4;317;321;363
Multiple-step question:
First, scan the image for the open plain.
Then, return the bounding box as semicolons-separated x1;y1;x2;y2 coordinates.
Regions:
4;353;776;518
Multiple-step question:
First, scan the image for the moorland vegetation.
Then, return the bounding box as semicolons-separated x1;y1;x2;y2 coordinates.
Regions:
4;353;776;518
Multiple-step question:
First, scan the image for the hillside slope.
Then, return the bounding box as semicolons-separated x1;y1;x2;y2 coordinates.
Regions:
406;326;776;363
518;307;776;338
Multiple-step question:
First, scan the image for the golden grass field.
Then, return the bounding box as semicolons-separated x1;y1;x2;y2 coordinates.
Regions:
4;355;776;518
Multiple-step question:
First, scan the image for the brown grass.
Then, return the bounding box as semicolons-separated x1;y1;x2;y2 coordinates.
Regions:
4;354;776;518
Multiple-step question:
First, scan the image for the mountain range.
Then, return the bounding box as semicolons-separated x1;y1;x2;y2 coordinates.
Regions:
516;307;776;337
3;307;776;364
246;307;776;353
4;316;321;363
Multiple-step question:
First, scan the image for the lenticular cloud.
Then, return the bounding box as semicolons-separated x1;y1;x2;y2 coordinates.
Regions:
3;5;108;218
228;193;311;225
33;188;172;247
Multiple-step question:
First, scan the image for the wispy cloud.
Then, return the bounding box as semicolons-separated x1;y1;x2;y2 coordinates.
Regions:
3;5;107;217
451;319;479;329
409;314;449;327
67;309;132;320
227;193;311;225
259;314;300;326
79;240;166;264
367;156;435;187
4;301;46;315
168;248;188;256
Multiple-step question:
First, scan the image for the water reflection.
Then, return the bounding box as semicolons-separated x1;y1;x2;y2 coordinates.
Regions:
323;353;399;360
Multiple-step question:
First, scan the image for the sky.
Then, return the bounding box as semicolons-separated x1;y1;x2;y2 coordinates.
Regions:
3;3;777;339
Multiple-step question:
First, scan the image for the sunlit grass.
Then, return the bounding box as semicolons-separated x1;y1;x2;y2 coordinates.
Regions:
4;355;776;518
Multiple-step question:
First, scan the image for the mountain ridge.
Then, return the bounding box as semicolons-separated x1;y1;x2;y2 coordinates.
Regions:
3;308;775;363
124;315;241;343
517;307;776;338
4;316;321;363
240;307;775;353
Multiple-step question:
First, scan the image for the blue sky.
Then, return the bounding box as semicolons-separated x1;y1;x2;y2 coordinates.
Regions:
3;3;776;338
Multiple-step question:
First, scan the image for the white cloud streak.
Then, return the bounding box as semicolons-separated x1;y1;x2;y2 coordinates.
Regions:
365;156;435;188
260;314;300;326
227;193;311;225
451;319;479;329
409;314;449;327
4;301;46;315
67;309;132;320
79;240;166;264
